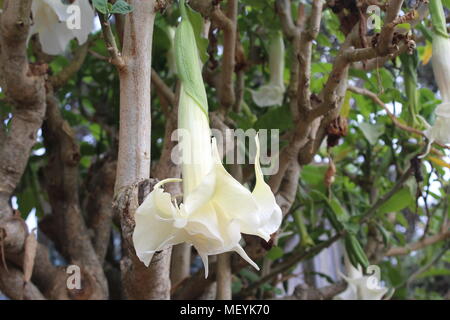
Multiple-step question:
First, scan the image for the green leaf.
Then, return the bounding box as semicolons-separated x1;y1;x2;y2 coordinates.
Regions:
359;122;385;145
376;223;391;246
266;246;284;260
239;269;260;282
110;0;134;15
254;105;293;130
416;268;450;279
328;194;350;224
231;277;243;294
312;190;350;232
397;23;411;30
378;187;415;215
301;165;327;190
92;0;109;14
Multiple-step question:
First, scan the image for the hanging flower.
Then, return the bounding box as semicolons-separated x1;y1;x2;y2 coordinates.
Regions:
424;0;450;145
425;102;450;145
431;36;450;103
132;0;282;277
334;253;388;300
29;0;95;55
251;33;286;107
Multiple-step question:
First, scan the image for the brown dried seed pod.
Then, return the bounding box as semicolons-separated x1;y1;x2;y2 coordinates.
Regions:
326;116;348;148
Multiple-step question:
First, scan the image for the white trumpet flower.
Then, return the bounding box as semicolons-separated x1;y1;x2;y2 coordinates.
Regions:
251;33;286;107
425;0;450;145
425;102;450;145
29;0;95;55
334;254;388;300
132;0;282;277
431;36;450;103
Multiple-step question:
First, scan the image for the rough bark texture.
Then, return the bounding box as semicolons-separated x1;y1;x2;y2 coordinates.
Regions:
85;157;117;263
0;0;46;219
0;0;47;300
113;0;171;299
42;93;108;299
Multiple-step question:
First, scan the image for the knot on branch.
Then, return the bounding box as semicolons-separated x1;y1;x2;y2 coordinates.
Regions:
28;63;49;77
66;267;94;300
155;0;173;13
326;116;348;148
113;178;158;245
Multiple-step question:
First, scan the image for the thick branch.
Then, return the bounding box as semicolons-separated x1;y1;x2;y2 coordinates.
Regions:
50;42;89;89
42;93;108;299
151;69;176;106
113;0;170;300
0;0;46;219
0;264;45;300
85;156;117;263
377;0;404;55
219;0;237;109
298;0;324;112
275;0;300;40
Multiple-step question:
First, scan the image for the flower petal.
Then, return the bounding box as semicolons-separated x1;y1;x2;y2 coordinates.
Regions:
133;182;184;266
251;135;282;240
38;22;74;55
71;0;95;45
435;102;450;118
333;281;358;300
432;37;450;102
41;0;71;21
233;245;260;271
427;113;450;145
209;138;262;234
251;85;285;107
359;284;388;300
185;204;226;246
183;167;216;215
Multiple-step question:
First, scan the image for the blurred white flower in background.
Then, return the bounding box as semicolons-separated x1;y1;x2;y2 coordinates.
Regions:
425;0;450;146
251;33;286;107
334;254;388;300
425;102;450;145
29;0;95;55
427;35;450;145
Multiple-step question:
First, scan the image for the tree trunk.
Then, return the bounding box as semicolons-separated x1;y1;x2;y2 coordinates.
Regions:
113;0;171;300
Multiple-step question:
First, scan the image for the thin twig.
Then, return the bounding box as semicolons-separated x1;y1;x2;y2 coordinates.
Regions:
348;85;450;150
98;13;125;69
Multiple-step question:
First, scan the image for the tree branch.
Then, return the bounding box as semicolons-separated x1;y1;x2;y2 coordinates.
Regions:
0;0;46;219
98;12;125;69
0;264;45;300
50;41;90;89
219;0;237;110
112;0;171;300
298;0;324;113
386;223;450;256
42;92;108;299
348;85;450;150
